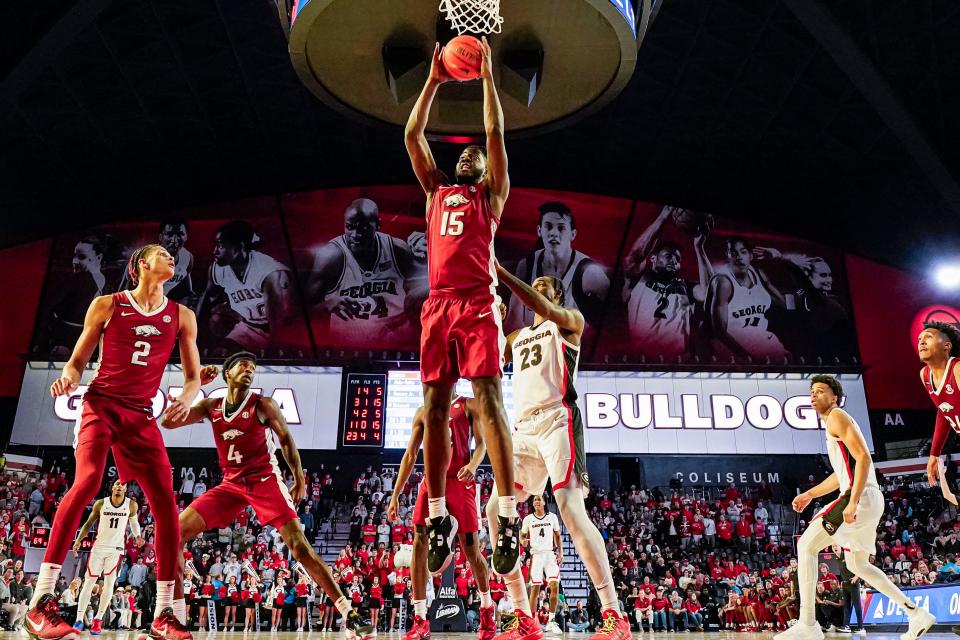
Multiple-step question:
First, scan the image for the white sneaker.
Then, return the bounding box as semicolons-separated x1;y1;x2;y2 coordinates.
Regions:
855;630;866;635
900;606;935;640
545;621;563;635
774;622;825;640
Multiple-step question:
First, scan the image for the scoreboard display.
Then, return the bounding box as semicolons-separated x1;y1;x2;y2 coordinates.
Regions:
341;373;386;447
30;526;50;548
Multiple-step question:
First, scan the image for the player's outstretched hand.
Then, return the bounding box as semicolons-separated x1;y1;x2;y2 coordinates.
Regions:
842;501;857;524
72;542;81;558
406;231;427;259
928;455;940;487
199;365;219;385
792;492;812;513
456;465;476;484
50;376;78;398
429;43;453;84
387;497;399;523
479;36;493;80
752;246;782;261
163;393;190;422
291;479;306;506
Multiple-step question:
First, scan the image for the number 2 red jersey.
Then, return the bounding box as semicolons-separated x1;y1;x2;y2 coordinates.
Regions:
86;291;180;411
426;183;499;297
923;357;960;457
209;391;280;483
447;396;472;476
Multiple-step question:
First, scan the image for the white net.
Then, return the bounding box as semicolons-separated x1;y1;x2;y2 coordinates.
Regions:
439;0;503;35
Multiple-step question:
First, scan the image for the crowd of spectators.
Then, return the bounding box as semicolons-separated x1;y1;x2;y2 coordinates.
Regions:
2;456;960;635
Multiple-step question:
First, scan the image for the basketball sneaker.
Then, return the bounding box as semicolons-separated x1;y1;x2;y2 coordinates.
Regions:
589;610;631;640
24;594;81;640
149;607;192;640
478;606;497;640
403;615;431;640
345;610;377;640
426;514;458;575
544;621;563;635
492;610;543;640
901;606;935;640
773;621;825;640
89;618;103;636
492;515;520;575
71;622;83;632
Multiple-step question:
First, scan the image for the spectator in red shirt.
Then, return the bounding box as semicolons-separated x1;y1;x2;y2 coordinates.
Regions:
683;593;704;631
651;587;671;631
818;563;839;590
736;518;752;551
632;587;652;631
717;514;734;546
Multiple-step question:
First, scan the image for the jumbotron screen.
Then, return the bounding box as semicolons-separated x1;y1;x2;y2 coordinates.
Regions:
384;370;517;449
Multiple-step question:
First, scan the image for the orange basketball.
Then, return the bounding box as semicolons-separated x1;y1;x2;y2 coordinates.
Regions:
442;35;483;81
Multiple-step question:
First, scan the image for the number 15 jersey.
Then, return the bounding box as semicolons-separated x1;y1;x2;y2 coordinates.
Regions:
426;183;499;298
511;319;580;421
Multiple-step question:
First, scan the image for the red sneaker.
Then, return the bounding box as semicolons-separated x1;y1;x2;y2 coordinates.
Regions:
89;618;103;636
588;610;631;640
403;615;431;640
478;606;496;640
493;610;543;640
24;594;80;640
149;607;192;640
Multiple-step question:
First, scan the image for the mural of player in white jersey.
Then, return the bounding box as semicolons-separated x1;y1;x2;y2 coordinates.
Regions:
505;202;609;335
622;206;713;358
197;220;294;350
307;198;427;347
158;217;195;304
707;237;787;360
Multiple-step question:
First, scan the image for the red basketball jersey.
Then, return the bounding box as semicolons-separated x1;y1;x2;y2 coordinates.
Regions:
923;357;960;432
426;183;499;297
208;392;279;483
448;396;472;476
86;291;180;410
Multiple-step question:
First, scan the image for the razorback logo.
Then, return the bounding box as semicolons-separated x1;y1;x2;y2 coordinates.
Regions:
132;325;161;337
444;193;469;207
221;429;243;440
939;402;955;413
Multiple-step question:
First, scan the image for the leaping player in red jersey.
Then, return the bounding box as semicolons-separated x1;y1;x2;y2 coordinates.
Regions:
27;244;201;640
917;321;960;486
404;37;519;578
161;352;376;640
387;394;496;640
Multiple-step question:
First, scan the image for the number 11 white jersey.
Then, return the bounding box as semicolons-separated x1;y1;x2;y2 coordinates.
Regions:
94;497;134;551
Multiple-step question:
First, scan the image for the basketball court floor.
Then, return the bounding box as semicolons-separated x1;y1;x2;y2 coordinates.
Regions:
0;633;942;640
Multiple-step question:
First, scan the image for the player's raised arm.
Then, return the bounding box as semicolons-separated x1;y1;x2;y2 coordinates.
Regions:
707;274;750;358
50;295;114;398
72;499;103;556
261;396;306;505
160;397;212;429
479;37;509;214
692;217;714;303
623;206;673;282
496;261;584;336
388;408;425;522
404;44;449;198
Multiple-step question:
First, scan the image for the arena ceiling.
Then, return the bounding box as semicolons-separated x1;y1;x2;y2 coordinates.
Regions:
1;0;958;273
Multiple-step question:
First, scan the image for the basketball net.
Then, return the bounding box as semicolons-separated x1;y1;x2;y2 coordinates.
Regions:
439;0;503;35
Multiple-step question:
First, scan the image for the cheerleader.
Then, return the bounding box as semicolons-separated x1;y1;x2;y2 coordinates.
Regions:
367;576;383;631
224;575;240;630
198;574;216;631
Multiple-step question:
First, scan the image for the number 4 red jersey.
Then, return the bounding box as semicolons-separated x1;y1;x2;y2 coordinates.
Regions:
85;291;180;410
209;392;281;483
426;183;499;297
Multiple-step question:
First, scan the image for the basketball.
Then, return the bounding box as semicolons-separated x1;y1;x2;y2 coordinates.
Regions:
670;208;714;236
442;35;483;82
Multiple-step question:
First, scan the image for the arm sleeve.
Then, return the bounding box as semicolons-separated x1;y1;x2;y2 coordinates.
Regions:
931;410;950;456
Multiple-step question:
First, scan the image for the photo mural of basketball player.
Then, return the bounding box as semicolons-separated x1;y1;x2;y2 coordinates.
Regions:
282;186;430;351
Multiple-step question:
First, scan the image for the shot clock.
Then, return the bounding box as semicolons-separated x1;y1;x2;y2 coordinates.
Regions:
341;373;386;447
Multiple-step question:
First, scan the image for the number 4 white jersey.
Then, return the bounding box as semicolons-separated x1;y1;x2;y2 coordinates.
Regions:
511;319;579;421
522;512;560;554
94;497;135;551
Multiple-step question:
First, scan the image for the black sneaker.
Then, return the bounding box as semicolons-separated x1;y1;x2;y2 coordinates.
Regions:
426;514;458;575
836;626;852;633
492;515;521;575
346;610;376;640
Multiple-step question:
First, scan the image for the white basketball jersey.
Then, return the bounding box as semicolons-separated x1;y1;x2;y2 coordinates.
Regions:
323;233;408;345
722;267;785;358
94;497;133;551
625;272;692;356
509;250;590;326
164;247;193;295
825;411;879;493
211;250;289;327
522;512;560;554
511;320;579;421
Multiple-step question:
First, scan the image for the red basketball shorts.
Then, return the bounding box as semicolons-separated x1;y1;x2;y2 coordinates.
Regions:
412;477;480;533
419;292;504;385
75;394;172;485
191;472;298;529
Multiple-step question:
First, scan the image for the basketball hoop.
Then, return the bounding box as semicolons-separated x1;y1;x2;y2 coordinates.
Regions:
439;0;503;35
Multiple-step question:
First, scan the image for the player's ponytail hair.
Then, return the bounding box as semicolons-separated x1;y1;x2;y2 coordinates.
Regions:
126;244;163;287
217;220;261;253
